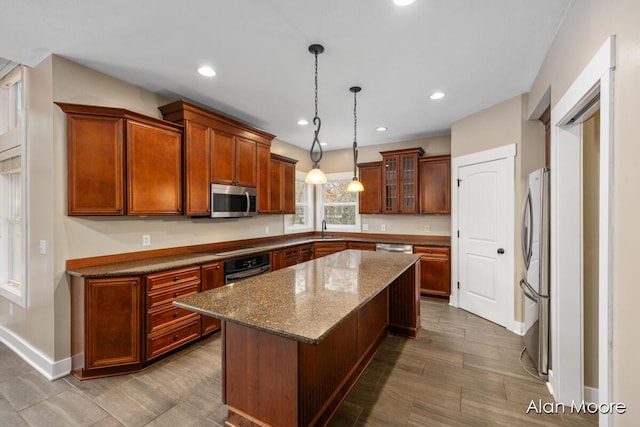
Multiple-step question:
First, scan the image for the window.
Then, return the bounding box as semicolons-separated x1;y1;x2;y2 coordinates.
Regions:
315;172;361;232
284;171;314;234
0;64;26;307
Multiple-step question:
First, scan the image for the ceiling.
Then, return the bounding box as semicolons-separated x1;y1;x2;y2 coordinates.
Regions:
0;0;570;151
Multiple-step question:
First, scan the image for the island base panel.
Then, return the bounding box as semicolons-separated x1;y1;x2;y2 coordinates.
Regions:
388;264;420;338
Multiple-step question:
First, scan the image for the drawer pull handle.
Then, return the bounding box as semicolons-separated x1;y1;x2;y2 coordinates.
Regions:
174;276;180;281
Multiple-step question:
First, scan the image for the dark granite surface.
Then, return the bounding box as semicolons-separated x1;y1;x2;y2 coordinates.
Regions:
67;235;448;278
174;250;420;344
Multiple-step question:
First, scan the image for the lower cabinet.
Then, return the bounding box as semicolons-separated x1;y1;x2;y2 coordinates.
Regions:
201;262;224;334
313;241;347;258
271;249;285;271
347;242;377;251
283;244;313;267
414;246;451;298
70;276;142;379
144;267;201;361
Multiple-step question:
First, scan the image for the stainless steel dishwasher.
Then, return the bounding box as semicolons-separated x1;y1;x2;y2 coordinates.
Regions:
375;243;413;254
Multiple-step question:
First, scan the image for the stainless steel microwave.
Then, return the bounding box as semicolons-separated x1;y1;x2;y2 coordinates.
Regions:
210;184;257;218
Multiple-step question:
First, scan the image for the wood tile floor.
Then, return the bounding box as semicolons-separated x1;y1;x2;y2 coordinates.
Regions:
0;299;598;426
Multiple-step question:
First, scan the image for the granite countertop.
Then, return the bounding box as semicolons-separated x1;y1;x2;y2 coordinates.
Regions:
174;250;419;344
67;235;448;278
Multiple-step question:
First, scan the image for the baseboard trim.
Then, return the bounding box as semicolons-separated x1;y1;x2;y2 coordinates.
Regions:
512;321;525;336
584;386;599;404
0;326;71;380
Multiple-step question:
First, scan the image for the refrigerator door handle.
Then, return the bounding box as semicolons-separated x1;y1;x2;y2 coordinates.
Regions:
520;190;533;269
519;278;548;303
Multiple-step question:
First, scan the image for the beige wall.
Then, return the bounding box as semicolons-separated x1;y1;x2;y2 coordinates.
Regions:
527;0;640;422
583;112;600;390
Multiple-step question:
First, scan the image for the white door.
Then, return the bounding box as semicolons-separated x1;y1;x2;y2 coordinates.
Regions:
458;158;510;327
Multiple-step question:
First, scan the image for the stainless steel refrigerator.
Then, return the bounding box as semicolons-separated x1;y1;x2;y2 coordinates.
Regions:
519;167;550;380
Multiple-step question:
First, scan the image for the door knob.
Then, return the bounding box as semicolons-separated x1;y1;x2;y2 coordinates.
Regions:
497;248;505;254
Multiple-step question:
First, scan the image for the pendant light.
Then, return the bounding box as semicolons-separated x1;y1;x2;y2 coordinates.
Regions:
304;44;328;184
346;86;364;192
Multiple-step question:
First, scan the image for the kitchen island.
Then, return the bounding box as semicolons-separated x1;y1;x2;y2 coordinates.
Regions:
175;249;420;427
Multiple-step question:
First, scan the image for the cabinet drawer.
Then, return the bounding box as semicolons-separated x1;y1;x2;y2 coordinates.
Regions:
146;267;200;292
146;282;199;311
284;247;299;259
414;246;449;258
299;245;312;260
146;318;201;361
147;305;200;335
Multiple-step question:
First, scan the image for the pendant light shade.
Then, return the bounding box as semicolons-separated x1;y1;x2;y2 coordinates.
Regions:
346;86;364;192
304;44;327;185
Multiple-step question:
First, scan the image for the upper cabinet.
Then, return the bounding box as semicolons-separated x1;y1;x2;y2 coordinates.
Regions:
419;155;451;214
58;103;182;216
380;148;424;214
269;154;297;214
160;100;275;216
358;162;382;214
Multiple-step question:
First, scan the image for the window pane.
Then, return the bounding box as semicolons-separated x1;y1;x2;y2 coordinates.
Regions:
323;181;356;204
295;179;306;203
324;205;356;225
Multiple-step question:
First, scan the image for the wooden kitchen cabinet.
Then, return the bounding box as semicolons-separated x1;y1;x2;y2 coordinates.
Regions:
159;100;275;216
380;148;424;214
270;154;297;214
58;103;183;216
420;155;451;214
347;242;377;251
414;245;451;298
283;244;312;267
358;162;383;214
201;262;224;335
70;276;142;379
144;266;201;361
271;249;285;271
313;241;347;258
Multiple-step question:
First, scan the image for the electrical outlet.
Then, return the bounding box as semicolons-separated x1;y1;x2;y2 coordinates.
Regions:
362;224;369;231
39;240;47;254
424;225;430;232
265;226;270;235
381;224;386;232
142;234;151;246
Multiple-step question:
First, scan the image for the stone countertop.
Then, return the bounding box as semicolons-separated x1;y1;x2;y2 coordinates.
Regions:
67;235;447;278
174;250;420;345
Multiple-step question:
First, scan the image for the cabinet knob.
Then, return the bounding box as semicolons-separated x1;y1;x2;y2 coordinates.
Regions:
215;265;220;270
174;292;179;298
173;335;179;341
174;276;180;281
173;312;179;318
132;281;137;287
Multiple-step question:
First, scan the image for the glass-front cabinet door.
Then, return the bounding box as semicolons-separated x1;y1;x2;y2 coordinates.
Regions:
380;148;424;214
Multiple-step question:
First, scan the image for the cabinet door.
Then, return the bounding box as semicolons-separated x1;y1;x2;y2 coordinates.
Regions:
271;250;285;271
358;163;382;214
282;161;296;214
67;115;125;215
256;144;271;213
383;155;398;213
415;246;451;297
184;121;212;216
86;277;141;370
127;120;182;215
399;153;419;213
270;159;283;213
201;262;224;334
420;156;451;214
211;129;235;185
235;136;257;187
347;242;376;251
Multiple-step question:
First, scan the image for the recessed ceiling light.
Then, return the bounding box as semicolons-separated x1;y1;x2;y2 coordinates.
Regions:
393;0;415;6
430;91;445;100
320;142;328;146
376;126;388;132
197;66;216;77
297;119;309;126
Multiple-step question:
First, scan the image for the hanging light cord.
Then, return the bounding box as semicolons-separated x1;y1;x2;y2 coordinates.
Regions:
310;50;323;167
352;89;358;178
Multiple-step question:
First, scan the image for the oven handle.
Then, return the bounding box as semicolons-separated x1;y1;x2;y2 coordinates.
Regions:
225;265;271;283
245;192;250;216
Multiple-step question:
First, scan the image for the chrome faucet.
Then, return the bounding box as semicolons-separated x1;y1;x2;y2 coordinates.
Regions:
321;219;327;238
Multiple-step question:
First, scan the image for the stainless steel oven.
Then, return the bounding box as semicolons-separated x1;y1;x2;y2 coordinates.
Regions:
224;252;270;285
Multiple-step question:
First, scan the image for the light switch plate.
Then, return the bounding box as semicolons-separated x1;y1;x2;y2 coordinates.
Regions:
142;235;151;246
